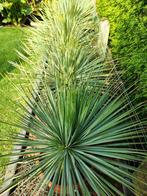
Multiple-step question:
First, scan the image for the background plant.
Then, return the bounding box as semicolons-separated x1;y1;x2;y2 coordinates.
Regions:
17;0;112;90
96;0;147;111
0;0;49;25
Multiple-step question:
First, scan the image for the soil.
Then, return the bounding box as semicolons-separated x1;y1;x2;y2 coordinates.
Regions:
10;160;49;196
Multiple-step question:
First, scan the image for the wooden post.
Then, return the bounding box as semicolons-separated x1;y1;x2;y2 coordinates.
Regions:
92;0;110;60
97;19;110;60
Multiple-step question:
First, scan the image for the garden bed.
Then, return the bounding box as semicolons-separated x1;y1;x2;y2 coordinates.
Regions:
10;160;49;196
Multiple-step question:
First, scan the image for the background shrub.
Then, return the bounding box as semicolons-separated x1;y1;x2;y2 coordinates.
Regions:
0;0;47;25
96;0;147;111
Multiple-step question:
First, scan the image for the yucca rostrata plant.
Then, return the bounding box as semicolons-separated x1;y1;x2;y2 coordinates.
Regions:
1;82;147;195
0;0;147;195
16;0;110;88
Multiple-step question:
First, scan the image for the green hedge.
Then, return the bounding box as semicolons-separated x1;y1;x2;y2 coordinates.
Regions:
96;0;147;106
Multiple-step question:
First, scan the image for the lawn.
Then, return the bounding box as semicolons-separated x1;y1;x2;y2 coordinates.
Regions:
0;27;27;184
0;27;25;78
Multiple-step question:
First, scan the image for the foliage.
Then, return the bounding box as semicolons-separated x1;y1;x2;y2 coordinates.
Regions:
96;0;147;105
1;83;147;195
0;0;31;25
18;0;110;89
0;0;48;25
0;0;147;195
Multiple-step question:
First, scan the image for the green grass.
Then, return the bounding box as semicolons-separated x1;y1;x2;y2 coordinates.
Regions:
0;27;24;78
0;27;27;184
